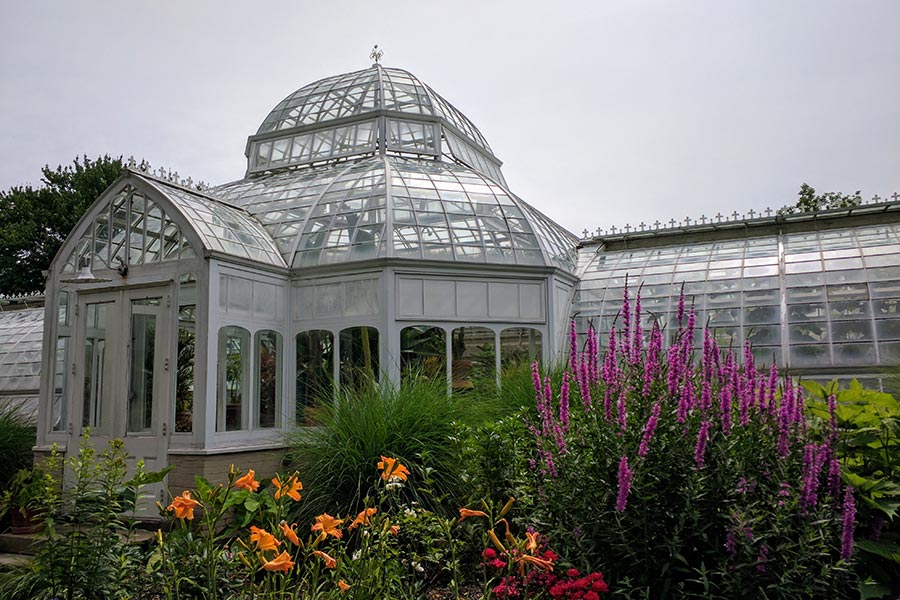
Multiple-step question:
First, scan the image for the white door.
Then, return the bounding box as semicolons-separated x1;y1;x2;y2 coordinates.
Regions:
72;287;171;509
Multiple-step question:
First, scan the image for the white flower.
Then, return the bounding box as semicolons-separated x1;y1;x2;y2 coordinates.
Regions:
352;550;361;560
412;561;424;573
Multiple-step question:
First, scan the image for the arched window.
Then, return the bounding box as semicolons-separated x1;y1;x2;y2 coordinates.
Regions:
256;330;282;429
400;326;446;383
499;327;542;369
339;327;379;390
296;330;334;425
451;327;495;391
218;326;250;432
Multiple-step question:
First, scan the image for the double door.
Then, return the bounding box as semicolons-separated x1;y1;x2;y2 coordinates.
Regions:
72;286;171;507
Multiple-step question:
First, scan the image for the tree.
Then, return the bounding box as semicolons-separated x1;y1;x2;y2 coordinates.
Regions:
0;155;124;295
778;182;862;216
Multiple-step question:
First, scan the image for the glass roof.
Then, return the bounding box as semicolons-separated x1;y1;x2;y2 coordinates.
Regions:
140;176;286;268
574;222;900;373
214;156;578;272
248;66;504;184
0;308;43;395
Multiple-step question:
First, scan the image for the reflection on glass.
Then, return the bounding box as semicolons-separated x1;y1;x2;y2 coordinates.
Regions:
128;298;160;433
256;330;282;429
296;330;334;425
82;302;109;432
499;327;542;369
218;326;250;432
339;327;379;390
451;327;495;391
400;326;446;383
176;305;195;433
52;337;68;432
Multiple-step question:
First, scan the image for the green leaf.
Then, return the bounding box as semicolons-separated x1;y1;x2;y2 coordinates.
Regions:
860;495;900;519
856;539;900;564
858;578;892;600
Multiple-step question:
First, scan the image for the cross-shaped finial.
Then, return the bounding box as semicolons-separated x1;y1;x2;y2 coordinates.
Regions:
731;210;740;220
684;216;692;226
668;218;677;228
872;194;882;203
892;192;900;202
582;229;589;238
127;156;136;169
764;207;773;217
624;223;632;233
715;212;723;222
596;227;603;236
653;220;661;229
639;221;646;231
699;215;707;224
748;209;756;219
370;44;383;65
610;225;618;234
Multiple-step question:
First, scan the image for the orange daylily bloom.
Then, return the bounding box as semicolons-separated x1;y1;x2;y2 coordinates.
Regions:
338;580;351;593
517;554;554;572
262;550;295;572
280;522;300;546
458;507;489;522
167;490;201;520
313;549;337;569
377;456;410;482
250;525;282;552
234;469;260;492
389;524;400;536
525;531;540;553
272;474;303;501
349;507;378;530
487;528;507;554
311;513;344;539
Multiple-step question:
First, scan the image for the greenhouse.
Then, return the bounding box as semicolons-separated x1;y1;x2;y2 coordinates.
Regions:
1;62;894;493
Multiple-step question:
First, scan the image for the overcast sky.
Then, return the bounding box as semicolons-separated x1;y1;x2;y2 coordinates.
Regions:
1;1;898;235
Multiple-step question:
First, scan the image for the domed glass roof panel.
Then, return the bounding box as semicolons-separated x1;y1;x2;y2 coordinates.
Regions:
214;156;577;273
0;308;43;396
255;66;493;155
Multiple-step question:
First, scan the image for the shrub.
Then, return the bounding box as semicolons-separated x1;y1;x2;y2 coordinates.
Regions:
476;287;859;598
284;377;506;521
0;400;36;491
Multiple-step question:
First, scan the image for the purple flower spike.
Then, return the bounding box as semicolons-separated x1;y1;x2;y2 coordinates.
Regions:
694;420;711;468
568;319;578;373
615;455;633;512
638;401;662;458
841;487;856;560
560;371;570;431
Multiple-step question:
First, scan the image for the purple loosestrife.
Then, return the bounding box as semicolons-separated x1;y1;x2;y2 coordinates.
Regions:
800;443;827;512
677;377;692;423
631;292;643;366
694;420;711;468
587;324;599;383
638;401;662;458
532;361;542;406
756;545;769;573
578;356;593;411
621;284;632;360
615;455;633;512
767;364;779;418
560;370;570;431
617;386;628;432
568;319;578;372
643;324;662;397
841;487;856;560
667;345;681;396
677;286;686;325
700;379;712;412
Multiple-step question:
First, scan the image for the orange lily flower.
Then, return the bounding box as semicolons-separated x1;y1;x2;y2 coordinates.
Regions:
389;524;400;536
234;469;260;492
262;549;295;572
338;580;351;593
377;456;410;482
280;522;300;546
167;490;201;520
349;507;377;530
313;549;337;569
250;525;281;552
272;474;303;501
458;507;489;522
311;513;344;539
525;531;540;553
517;554;554;572
487;528;507;554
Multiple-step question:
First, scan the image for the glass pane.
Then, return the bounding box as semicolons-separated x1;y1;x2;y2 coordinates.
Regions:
52;337;69;432
451;327;496;391
499;327;543;369
218;326;250;432
128;299;159;433
339;327;379;390
296;330;334;426
82;302;110;432
401;326;446;383
256;330;282;429
176;305;195;433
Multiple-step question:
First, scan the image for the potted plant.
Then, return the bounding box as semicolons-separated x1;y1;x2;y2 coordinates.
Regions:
0;467;44;534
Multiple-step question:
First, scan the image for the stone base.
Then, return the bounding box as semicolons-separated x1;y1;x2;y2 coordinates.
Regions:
166;448;287;498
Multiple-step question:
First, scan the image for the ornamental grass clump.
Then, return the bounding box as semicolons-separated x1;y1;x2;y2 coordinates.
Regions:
509;283;859;598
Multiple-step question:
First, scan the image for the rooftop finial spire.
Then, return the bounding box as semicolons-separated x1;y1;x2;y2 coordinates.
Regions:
370;44;383;66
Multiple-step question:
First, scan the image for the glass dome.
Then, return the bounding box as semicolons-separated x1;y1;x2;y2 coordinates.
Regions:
246;65;506;185
214;155;578;272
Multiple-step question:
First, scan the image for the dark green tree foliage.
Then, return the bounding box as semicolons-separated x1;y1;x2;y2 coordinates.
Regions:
779;183;862;216
0;155;123;295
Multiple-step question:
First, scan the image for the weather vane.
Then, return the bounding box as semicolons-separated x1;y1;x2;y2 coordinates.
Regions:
370;44;383;65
